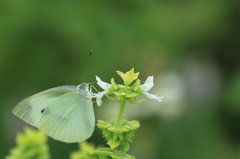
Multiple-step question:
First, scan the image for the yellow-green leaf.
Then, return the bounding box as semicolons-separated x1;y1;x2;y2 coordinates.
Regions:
116;68;139;85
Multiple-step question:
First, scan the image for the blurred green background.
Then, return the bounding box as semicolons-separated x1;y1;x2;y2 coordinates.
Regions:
0;0;240;158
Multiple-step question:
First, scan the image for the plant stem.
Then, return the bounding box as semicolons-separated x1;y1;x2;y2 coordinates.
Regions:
117;97;126;122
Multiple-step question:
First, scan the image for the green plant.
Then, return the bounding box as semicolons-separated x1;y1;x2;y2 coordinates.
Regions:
71;68;163;159
5;128;50;159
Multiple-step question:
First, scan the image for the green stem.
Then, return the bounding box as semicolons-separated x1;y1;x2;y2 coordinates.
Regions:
117;97;126;122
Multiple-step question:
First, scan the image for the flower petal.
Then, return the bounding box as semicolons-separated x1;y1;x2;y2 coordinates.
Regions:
96;98;102;106
140;76;154;92
144;92;163;102
95;91;108;106
96;75;111;90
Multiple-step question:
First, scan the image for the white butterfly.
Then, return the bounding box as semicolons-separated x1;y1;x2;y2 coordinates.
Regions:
13;83;95;143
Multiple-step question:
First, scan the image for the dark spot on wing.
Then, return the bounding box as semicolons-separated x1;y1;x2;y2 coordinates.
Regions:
39;108;64;121
41;109;45;113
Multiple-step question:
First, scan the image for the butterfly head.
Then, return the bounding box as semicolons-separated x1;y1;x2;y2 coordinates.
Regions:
77;83;94;98
77;83;90;91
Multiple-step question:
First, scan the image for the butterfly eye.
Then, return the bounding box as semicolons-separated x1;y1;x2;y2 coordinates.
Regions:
77;83;89;91
77;84;83;90
77;84;84;90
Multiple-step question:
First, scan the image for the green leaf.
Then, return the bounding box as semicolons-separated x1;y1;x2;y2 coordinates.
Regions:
116;68;139;85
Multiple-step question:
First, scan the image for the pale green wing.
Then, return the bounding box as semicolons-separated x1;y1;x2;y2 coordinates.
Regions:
37;93;95;143
13;85;95;143
13;86;77;127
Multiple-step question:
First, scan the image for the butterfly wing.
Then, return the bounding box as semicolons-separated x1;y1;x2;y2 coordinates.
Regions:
38;92;94;143
13;86;76;127
13;85;95;143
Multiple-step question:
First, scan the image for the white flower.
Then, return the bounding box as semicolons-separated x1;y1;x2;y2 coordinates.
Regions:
93;75;163;106
94;76;111;106
140;76;163;102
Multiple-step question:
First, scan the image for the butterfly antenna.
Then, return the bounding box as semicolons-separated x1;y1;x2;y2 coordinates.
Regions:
82;50;94;83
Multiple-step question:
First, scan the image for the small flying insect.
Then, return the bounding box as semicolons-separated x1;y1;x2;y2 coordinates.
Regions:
13;51;97;143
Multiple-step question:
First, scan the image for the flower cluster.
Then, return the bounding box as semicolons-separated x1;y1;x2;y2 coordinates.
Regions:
94;68;163;106
80;68;164;158
97;119;140;152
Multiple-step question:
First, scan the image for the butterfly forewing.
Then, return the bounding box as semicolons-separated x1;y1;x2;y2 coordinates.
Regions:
13;85;95;143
